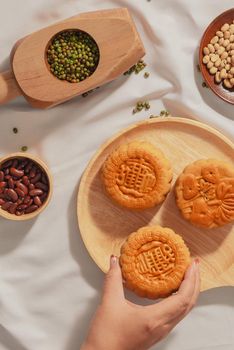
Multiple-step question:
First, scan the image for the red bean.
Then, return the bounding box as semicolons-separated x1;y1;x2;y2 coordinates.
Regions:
35;182;48;191
25;162;33;174
0;198;5;205
12;159;18;168
23;196;31;204
40;192;48;203
41;174;48;184
16;198;23;205
30;173;41;184
25;205;38;214
2;201;13;210
9;203;18;214
4;175;10;180
34;196;42;207
0;171;4;181
22;176;30;186
10;168;24;178
29;167;37;178
8;178;14;189
0;181;7;188
29;184;35;191
7;189;18;202
2;160;12;169
15;188;25;198
17;204;28;211
16;182;28;195
18;159;28;169
29;189;43;196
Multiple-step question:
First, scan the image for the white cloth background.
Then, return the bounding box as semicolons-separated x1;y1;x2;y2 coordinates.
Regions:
0;0;233;349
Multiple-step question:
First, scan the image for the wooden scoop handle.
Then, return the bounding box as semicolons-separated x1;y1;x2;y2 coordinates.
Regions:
0;70;22;105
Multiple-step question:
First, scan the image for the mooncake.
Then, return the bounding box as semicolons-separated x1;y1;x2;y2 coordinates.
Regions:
102;141;172;209
120;225;190;299
175;159;234;228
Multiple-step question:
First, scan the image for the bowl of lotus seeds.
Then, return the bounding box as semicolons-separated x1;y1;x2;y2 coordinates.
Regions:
47;30;100;83
199;8;234;104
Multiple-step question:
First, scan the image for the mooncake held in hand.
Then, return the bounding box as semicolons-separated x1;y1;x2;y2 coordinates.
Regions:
175;159;234;228
120;225;190;299
102;141;172;209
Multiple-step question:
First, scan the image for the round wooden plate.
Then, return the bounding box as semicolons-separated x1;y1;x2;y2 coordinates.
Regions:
77;117;234;292
199;8;234;104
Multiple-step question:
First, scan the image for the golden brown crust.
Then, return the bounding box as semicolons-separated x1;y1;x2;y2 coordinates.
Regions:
102;141;172;209
120;225;190;299
175;159;234;228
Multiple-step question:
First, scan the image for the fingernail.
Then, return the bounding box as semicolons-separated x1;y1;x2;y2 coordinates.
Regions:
110;254;117;267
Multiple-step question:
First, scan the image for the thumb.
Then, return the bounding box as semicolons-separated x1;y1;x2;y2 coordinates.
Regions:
102;255;125;303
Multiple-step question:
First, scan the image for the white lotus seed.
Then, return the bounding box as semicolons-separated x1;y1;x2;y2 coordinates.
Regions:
216;30;223;38
203;47;209;55
220;68;227;79
211;36;219;44
209;66;217;74
215;71;222;83
221;51;228;59
224;31;231;39
230;24;234;34
223;39;230;47
208;43;215;53
224;78;232;88
214;43;220;51
217;46;225;55
203;55;210;64
221;23;229;32
207;61;214;69
219;38;224;45
230;34;234;43
210;54;219;62
215;58;221;67
225;64;231;71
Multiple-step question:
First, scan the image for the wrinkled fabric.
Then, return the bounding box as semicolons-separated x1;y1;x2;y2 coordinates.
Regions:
0;0;233;349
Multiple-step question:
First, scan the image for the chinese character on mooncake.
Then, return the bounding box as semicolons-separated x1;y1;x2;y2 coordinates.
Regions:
175;159;234;228
102;141;172;209
120;225;190;299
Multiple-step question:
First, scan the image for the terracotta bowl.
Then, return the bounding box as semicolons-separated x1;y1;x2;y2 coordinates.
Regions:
199;8;234;104
0;152;53;221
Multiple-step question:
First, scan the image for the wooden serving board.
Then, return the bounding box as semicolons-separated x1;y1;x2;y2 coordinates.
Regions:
77;117;234;291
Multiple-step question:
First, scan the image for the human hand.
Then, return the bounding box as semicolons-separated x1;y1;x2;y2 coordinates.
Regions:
81;255;200;350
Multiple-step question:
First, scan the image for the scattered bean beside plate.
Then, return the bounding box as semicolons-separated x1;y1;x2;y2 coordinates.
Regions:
202;20;234;88
0;158;49;216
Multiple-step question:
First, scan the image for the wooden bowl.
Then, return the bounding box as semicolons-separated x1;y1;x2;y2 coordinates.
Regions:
199;8;234;104
77;117;234;292
0;153;53;221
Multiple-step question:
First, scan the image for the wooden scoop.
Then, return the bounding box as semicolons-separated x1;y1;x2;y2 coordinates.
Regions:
0;8;145;109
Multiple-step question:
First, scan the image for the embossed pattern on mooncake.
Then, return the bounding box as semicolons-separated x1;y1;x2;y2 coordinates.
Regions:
102;141;172;209
175;159;234;228
120;226;190;299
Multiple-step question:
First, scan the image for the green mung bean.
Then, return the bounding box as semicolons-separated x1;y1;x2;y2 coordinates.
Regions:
47;30;99;83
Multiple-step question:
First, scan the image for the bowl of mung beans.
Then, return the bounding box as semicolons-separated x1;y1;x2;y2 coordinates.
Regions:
46;29;100;83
